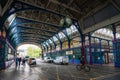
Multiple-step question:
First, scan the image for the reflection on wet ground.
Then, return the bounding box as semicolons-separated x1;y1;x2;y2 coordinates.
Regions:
0;60;120;80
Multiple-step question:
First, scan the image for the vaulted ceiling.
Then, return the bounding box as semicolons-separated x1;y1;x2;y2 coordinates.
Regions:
0;0;120;49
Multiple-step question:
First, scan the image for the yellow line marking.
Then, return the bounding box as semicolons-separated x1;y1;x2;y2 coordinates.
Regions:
56;65;60;80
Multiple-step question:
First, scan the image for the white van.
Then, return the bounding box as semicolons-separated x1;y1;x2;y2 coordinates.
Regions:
44;57;53;63
53;56;69;65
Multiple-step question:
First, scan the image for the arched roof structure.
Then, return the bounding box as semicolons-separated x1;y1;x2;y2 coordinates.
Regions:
0;0;120;49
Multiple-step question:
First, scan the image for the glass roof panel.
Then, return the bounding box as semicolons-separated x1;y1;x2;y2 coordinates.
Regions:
92;28;116;40
53;36;58;41
7;14;16;26
58;32;65;39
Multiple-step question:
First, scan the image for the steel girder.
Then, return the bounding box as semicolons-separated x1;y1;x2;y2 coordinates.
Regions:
0;0;75;49
62;29;71;48
10;32;51;42
13;37;44;42
11;29;54;37
15;40;43;48
50;38;57;49
8;16;63;32
12;26;57;34
8;16;63;42
55;34;62;50
42;42;49;52
10;32;51;41
9;26;56;38
12;35;47;41
0;0;68;28
14;38;44;45
7;16;64;47
46;40;52;51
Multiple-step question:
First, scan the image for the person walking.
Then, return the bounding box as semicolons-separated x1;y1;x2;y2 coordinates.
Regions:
22;58;26;66
15;56;19;68
18;57;21;67
80;56;85;67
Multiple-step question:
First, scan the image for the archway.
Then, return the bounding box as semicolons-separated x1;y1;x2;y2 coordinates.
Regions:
17;44;42;58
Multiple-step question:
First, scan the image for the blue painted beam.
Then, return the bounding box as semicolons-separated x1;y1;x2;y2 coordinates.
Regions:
1;0;76;47
50;38;56;50
13;37;47;43
18;26;57;33
11;34;48;39
10;32;50;40
41;45;46;53
10;31;52;38
15;40;43;44
13;36;42;41
14;38;44;45
10;33;51;42
62;29;71;49
15;39;43;44
41;43;47;53
10;29;54;37
8;17;63;32
12;35;47;41
10;33;50;42
14;26;57;34
47;40;52;52
73;22;83;37
0;0;76;48
55;34;62;50
74;22;86;57
70;22;95;41
42;42;49;52
8;26;56;40
13;37;45;42
1;0;75;28
9;27;55;36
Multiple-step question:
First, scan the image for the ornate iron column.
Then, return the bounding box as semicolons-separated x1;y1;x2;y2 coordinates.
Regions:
88;33;92;65
0;29;6;69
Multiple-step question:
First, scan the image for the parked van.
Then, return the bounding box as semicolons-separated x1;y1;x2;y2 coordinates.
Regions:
53;56;69;65
44;57;53;63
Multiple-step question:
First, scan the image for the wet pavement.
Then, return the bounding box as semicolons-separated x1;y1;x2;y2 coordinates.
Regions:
0;60;120;80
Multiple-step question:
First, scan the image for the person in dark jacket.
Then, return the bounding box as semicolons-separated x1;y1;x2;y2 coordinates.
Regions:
80;56;85;66
15;56;19;68
22;58;26;66
18;57;21;67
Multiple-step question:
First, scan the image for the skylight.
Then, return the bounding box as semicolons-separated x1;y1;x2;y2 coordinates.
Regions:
7;14;16;26
92;28;120;40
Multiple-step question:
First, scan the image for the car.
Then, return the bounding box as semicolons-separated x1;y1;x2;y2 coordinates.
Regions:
25;56;29;61
28;58;36;65
44;57;53;63
53;56;69;65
